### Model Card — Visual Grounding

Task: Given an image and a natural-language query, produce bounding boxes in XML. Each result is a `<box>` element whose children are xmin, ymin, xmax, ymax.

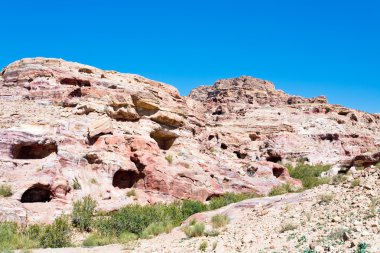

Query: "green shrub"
<box><xmin>39</xmin><ymin>216</ymin><xmax>72</xmax><ymax>248</ymax></box>
<box><xmin>279</xmin><ymin>223</ymin><xmax>298</xmax><ymax>233</ymax></box>
<box><xmin>140</xmin><ymin>222</ymin><xmax>173</xmax><ymax>239</ymax></box>
<box><xmin>318</xmin><ymin>194</ymin><xmax>335</xmax><ymax>205</ymax></box>
<box><xmin>199</xmin><ymin>241</ymin><xmax>207</xmax><ymax>251</ymax></box>
<box><xmin>82</xmin><ymin>232</ymin><xmax>137</xmax><ymax>247</ymax></box>
<box><xmin>208</xmin><ymin>193</ymin><xmax>259</xmax><ymax>210</ymax></box>
<box><xmin>287</xmin><ymin>163</ymin><xmax>331</xmax><ymax>189</ymax></box>
<box><xmin>211</xmin><ymin>214</ymin><xmax>229</xmax><ymax>228</ymax></box>
<box><xmin>351</xmin><ymin>179</ymin><xmax>361</xmax><ymax>188</ymax></box>
<box><xmin>269</xmin><ymin>183</ymin><xmax>298</xmax><ymax>196</ymax></box>
<box><xmin>355</xmin><ymin>242</ymin><xmax>368</xmax><ymax>253</ymax></box>
<box><xmin>183</xmin><ymin>222</ymin><xmax>205</xmax><ymax>237</ymax></box>
<box><xmin>181</xmin><ymin>200</ymin><xmax>208</xmax><ymax>218</ymax></box>
<box><xmin>0</xmin><ymin>185</ymin><xmax>12</xmax><ymax>197</ymax></box>
<box><xmin>96</xmin><ymin>203</ymin><xmax>183</xmax><ymax>236</ymax></box>
<box><xmin>72</xmin><ymin>196</ymin><xmax>97</xmax><ymax>232</ymax></box>
<box><xmin>72</xmin><ymin>177</ymin><xmax>81</xmax><ymax>190</ymax></box>
<box><xmin>205</xmin><ymin>229</ymin><xmax>220</xmax><ymax>237</ymax></box>
<box><xmin>330</xmin><ymin>174</ymin><xmax>347</xmax><ymax>185</ymax></box>
<box><xmin>368</xmin><ymin>197</ymin><xmax>380</xmax><ymax>218</ymax></box>
<box><xmin>0</xmin><ymin>222</ymin><xmax>38</xmax><ymax>250</ymax></box>
<box><xmin>165</xmin><ymin>155</ymin><xmax>173</xmax><ymax>164</ymax></box>
<box><xmin>126</xmin><ymin>189</ymin><xmax>136</xmax><ymax>197</ymax></box>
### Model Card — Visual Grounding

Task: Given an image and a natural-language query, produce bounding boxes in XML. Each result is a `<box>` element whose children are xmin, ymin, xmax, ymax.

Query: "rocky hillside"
<box><xmin>131</xmin><ymin>166</ymin><xmax>380</xmax><ymax>253</ymax></box>
<box><xmin>0</xmin><ymin>58</ymin><xmax>379</xmax><ymax>224</ymax></box>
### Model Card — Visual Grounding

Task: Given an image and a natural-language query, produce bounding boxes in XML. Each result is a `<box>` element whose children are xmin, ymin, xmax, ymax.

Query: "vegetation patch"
<box><xmin>208</xmin><ymin>192</ymin><xmax>261</xmax><ymax>210</ymax></box>
<box><xmin>279</xmin><ymin>223</ymin><xmax>298</xmax><ymax>233</ymax></box>
<box><xmin>0</xmin><ymin>184</ymin><xmax>12</xmax><ymax>197</ymax></box>
<box><xmin>286</xmin><ymin>163</ymin><xmax>331</xmax><ymax>189</ymax></box>
<box><xmin>211</xmin><ymin>214</ymin><xmax>229</xmax><ymax>228</ymax></box>
<box><xmin>72</xmin><ymin>196</ymin><xmax>97</xmax><ymax>232</ymax></box>
<box><xmin>183</xmin><ymin>221</ymin><xmax>205</xmax><ymax>237</ymax></box>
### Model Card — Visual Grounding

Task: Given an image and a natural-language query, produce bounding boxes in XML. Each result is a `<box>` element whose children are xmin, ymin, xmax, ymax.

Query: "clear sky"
<box><xmin>1</xmin><ymin>0</ymin><xmax>379</xmax><ymax>113</ymax></box>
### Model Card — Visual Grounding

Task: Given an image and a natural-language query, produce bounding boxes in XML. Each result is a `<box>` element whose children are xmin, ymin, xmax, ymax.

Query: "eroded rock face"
<box><xmin>0</xmin><ymin>58</ymin><xmax>379</xmax><ymax>224</ymax></box>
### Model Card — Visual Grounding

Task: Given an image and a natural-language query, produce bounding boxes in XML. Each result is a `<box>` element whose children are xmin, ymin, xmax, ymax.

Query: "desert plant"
<box><xmin>351</xmin><ymin>178</ymin><xmax>361</xmax><ymax>188</ymax></box>
<box><xmin>211</xmin><ymin>214</ymin><xmax>229</xmax><ymax>228</ymax></box>
<box><xmin>212</xmin><ymin>241</ymin><xmax>218</xmax><ymax>250</ymax></box>
<box><xmin>181</xmin><ymin>200</ymin><xmax>208</xmax><ymax>218</ymax></box>
<box><xmin>82</xmin><ymin>231</ymin><xmax>137</xmax><ymax>247</ymax></box>
<box><xmin>368</xmin><ymin>197</ymin><xmax>380</xmax><ymax>218</ymax></box>
<box><xmin>318</xmin><ymin>194</ymin><xmax>334</xmax><ymax>205</ymax></box>
<box><xmin>72</xmin><ymin>196</ymin><xmax>97</xmax><ymax>232</ymax></box>
<box><xmin>90</xmin><ymin>178</ymin><xmax>98</xmax><ymax>184</ymax></box>
<box><xmin>199</xmin><ymin>241</ymin><xmax>207</xmax><ymax>251</ymax></box>
<box><xmin>183</xmin><ymin>222</ymin><xmax>205</xmax><ymax>237</ymax></box>
<box><xmin>165</xmin><ymin>154</ymin><xmax>173</xmax><ymax>164</ymax></box>
<box><xmin>126</xmin><ymin>189</ymin><xmax>136</xmax><ymax>197</ymax></box>
<box><xmin>140</xmin><ymin>222</ymin><xmax>173</xmax><ymax>239</ymax></box>
<box><xmin>330</xmin><ymin>174</ymin><xmax>347</xmax><ymax>185</ymax></box>
<box><xmin>287</xmin><ymin>163</ymin><xmax>331</xmax><ymax>189</ymax></box>
<box><xmin>279</xmin><ymin>223</ymin><xmax>298</xmax><ymax>233</ymax></box>
<box><xmin>0</xmin><ymin>222</ymin><xmax>38</xmax><ymax>251</ymax></box>
<box><xmin>208</xmin><ymin>192</ymin><xmax>260</xmax><ymax>210</ymax></box>
<box><xmin>269</xmin><ymin>183</ymin><xmax>298</xmax><ymax>196</ymax></box>
<box><xmin>355</xmin><ymin>242</ymin><xmax>368</xmax><ymax>253</ymax></box>
<box><xmin>0</xmin><ymin>184</ymin><xmax>12</xmax><ymax>197</ymax></box>
<box><xmin>205</xmin><ymin>229</ymin><xmax>220</xmax><ymax>237</ymax></box>
<box><xmin>96</xmin><ymin>203</ymin><xmax>183</xmax><ymax>236</ymax></box>
<box><xmin>72</xmin><ymin>177</ymin><xmax>81</xmax><ymax>190</ymax></box>
<box><xmin>39</xmin><ymin>216</ymin><xmax>72</xmax><ymax>248</ymax></box>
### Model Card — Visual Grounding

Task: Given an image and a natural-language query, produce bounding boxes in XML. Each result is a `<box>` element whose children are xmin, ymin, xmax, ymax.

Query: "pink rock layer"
<box><xmin>0</xmin><ymin>58</ymin><xmax>378</xmax><ymax>224</ymax></box>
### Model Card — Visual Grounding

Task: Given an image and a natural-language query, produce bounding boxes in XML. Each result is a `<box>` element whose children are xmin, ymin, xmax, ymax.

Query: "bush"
<box><xmin>199</xmin><ymin>241</ymin><xmax>208</xmax><ymax>251</ymax></box>
<box><xmin>140</xmin><ymin>222</ymin><xmax>173</xmax><ymax>239</ymax></box>
<box><xmin>183</xmin><ymin>222</ymin><xmax>205</xmax><ymax>237</ymax></box>
<box><xmin>96</xmin><ymin>203</ymin><xmax>183</xmax><ymax>236</ymax></box>
<box><xmin>287</xmin><ymin>163</ymin><xmax>331</xmax><ymax>189</ymax></box>
<box><xmin>0</xmin><ymin>185</ymin><xmax>12</xmax><ymax>197</ymax></box>
<box><xmin>269</xmin><ymin>183</ymin><xmax>298</xmax><ymax>196</ymax></box>
<box><xmin>279</xmin><ymin>223</ymin><xmax>298</xmax><ymax>233</ymax></box>
<box><xmin>211</xmin><ymin>214</ymin><xmax>229</xmax><ymax>228</ymax></box>
<box><xmin>318</xmin><ymin>194</ymin><xmax>335</xmax><ymax>205</ymax></box>
<box><xmin>82</xmin><ymin>231</ymin><xmax>137</xmax><ymax>247</ymax></box>
<box><xmin>0</xmin><ymin>222</ymin><xmax>38</xmax><ymax>250</ymax></box>
<box><xmin>205</xmin><ymin>229</ymin><xmax>220</xmax><ymax>237</ymax></box>
<box><xmin>351</xmin><ymin>179</ymin><xmax>361</xmax><ymax>188</ymax></box>
<box><xmin>126</xmin><ymin>189</ymin><xmax>136</xmax><ymax>197</ymax></box>
<box><xmin>208</xmin><ymin>193</ymin><xmax>260</xmax><ymax>210</ymax></box>
<box><xmin>72</xmin><ymin>177</ymin><xmax>81</xmax><ymax>190</ymax></box>
<box><xmin>165</xmin><ymin>155</ymin><xmax>173</xmax><ymax>164</ymax></box>
<box><xmin>72</xmin><ymin>196</ymin><xmax>97</xmax><ymax>232</ymax></box>
<box><xmin>181</xmin><ymin>200</ymin><xmax>208</xmax><ymax>218</ymax></box>
<box><xmin>39</xmin><ymin>216</ymin><xmax>72</xmax><ymax>248</ymax></box>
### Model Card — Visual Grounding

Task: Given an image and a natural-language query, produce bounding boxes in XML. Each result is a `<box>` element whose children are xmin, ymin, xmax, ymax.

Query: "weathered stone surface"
<box><xmin>88</xmin><ymin>117</ymin><xmax>113</xmax><ymax>138</ymax></box>
<box><xmin>0</xmin><ymin>57</ymin><xmax>379</xmax><ymax>224</ymax></box>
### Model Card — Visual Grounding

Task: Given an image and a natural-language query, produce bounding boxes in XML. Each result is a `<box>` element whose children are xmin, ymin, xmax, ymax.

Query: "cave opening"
<box><xmin>12</xmin><ymin>142</ymin><xmax>58</xmax><ymax>159</ymax></box>
<box><xmin>21</xmin><ymin>185</ymin><xmax>52</xmax><ymax>203</ymax></box>
<box><xmin>112</xmin><ymin>170</ymin><xmax>143</xmax><ymax>189</ymax></box>
<box><xmin>150</xmin><ymin>130</ymin><xmax>178</xmax><ymax>150</ymax></box>
<box><xmin>60</xmin><ymin>78</ymin><xmax>91</xmax><ymax>87</ymax></box>
<box><xmin>272</xmin><ymin>167</ymin><xmax>285</xmax><ymax>178</ymax></box>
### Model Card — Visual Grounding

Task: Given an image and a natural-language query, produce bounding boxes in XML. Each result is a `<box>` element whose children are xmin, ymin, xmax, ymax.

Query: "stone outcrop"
<box><xmin>0</xmin><ymin>58</ymin><xmax>379</xmax><ymax>224</ymax></box>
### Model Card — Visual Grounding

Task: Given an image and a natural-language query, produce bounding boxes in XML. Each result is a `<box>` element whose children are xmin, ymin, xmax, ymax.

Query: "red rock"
<box><xmin>0</xmin><ymin>58</ymin><xmax>379</xmax><ymax>224</ymax></box>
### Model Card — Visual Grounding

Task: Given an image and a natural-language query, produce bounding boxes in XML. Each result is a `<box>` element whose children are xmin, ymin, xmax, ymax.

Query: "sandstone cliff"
<box><xmin>0</xmin><ymin>58</ymin><xmax>379</xmax><ymax>224</ymax></box>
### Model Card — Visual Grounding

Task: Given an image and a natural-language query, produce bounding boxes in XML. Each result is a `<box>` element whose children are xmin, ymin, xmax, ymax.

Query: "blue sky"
<box><xmin>1</xmin><ymin>0</ymin><xmax>379</xmax><ymax>113</ymax></box>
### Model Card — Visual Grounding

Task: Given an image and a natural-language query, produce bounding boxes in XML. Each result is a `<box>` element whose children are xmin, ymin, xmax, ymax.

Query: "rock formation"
<box><xmin>0</xmin><ymin>58</ymin><xmax>379</xmax><ymax>224</ymax></box>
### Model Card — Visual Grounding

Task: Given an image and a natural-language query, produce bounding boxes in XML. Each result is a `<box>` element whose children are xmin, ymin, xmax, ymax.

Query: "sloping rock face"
<box><xmin>0</xmin><ymin>58</ymin><xmax>378</xmax><ymax>224</ymax></box>
<box><xmin>190</xmin><ymin>76</ymin><xmax>380</xmax><ymax>165</ymax></box>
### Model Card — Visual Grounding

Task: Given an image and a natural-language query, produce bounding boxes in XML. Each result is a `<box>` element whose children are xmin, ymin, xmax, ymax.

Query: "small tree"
<box><xmin>72</xmin><ymin>196</ymin><xmax>97</xmax><ymax>232</ymax></box>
